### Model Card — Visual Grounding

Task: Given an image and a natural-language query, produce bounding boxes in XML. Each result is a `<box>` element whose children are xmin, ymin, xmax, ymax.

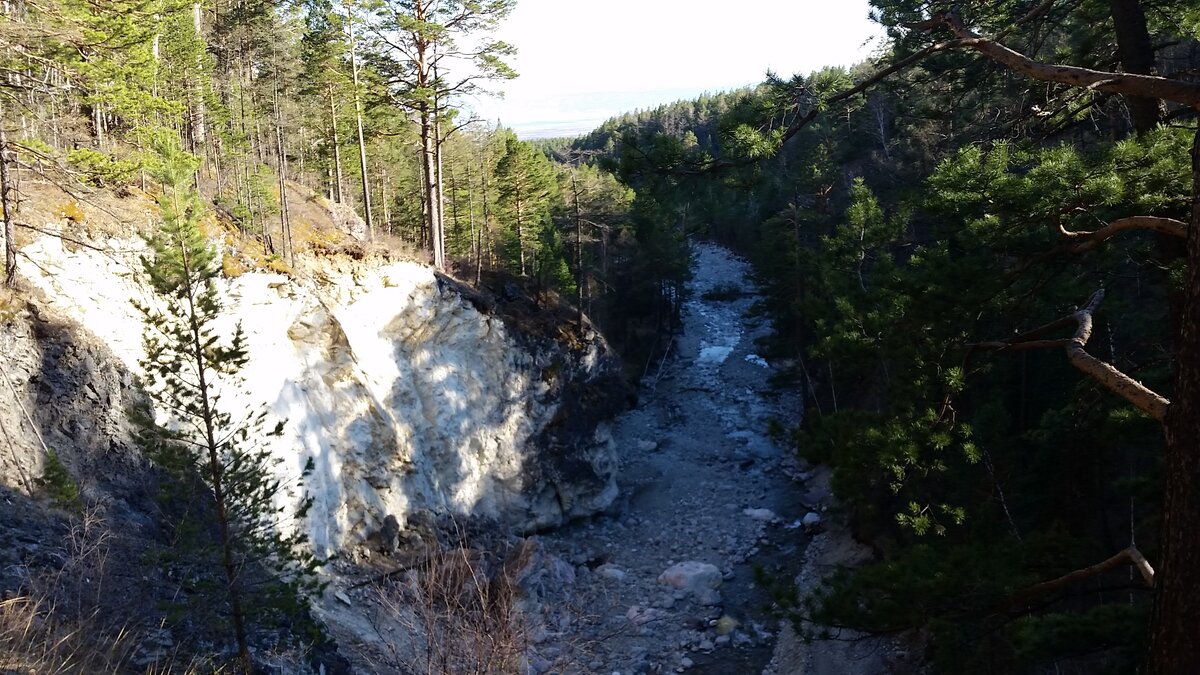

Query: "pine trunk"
<box><xmin>481</xmin><ymin>155</ymin><xmax>492</xmax><ymax>276</ymax></box>
<box><xmin>572</xmin><ymin>173</ymin><xmax>584</xmax><ymax>329</ymax></box>
<box><xmin>433</xmin><ymin>110</ymin><xmax>445</xmax><ymax>266</ymax></box>
<box><xmin>327</xmin><ymin>84</ymin><xmax>344</xmax><ymax>204</ymax></box>
<box><xmin>190</xmin><ymin>3</ymin><xmax>207</xmax><ymax>151</ymax></box>
<box><xmin>448</xmin><ymin>166</ymin><xmax>459</xmax><ymax>249</ymax></box>
<box><xmin>1</xmin><ymin>125</ymin><xmax>14</xmax><ymax>287</ymax></box>
<box><xmin>467</xmin><ymin>161</ymin><xmax>479</xmax><ymax>283</ymax></box>
<box><xmin>1146</xmin><ymin>127</ymin><xmax>1200</xmax><ymax>675</ymax></box>
<box><xmin>1108</xmin><ymin>0</ymin><xmax>1163</xmax><ymax>134</ymax></box>
<box><xmin>271</xmin><ymin>65</ymin><xmax>292</xmax><ymax>265</ymax></box>
<box><xmin>347</xmin><ymin>1</ymin><xmax>372</xmax><ymax>239</ymax></box>
<box><xmin>381</xmin><ymin>170</ymin><xmax>391</xmax><ymax>235</ymax></box>
<box><xmin>92</xmin><ymin>105</ymin><xmax>105</xmax><ymax>148</ymax></box>
<box><xmin>421</xmin><ymin>105</ymin><xmax>443</xmax><ymax>269</ymax></box>
<box><xmin>515</xmin><ymin>182</ymin><xmax>525</xmax><ymax>276</ymax></box>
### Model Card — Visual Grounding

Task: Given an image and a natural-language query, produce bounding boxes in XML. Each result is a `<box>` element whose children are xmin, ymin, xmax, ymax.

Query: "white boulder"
<box><xmin>657</xmin><ymin>561</ymin><xmax>722</xmax><ymax>605</ymax></box>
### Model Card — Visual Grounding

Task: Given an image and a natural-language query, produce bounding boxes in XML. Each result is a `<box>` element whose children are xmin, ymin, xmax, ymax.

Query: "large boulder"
<box><xmin>657</xmin><ymin>561</ymin><xmax>723</xmax><ymax>605</ymax></box>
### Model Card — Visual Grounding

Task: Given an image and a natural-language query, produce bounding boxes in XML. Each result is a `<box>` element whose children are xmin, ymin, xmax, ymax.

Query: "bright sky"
<box><xmin>467</xmin><ymin>0</ymin><xmax>885</xmax><ymax>138</ymax></box>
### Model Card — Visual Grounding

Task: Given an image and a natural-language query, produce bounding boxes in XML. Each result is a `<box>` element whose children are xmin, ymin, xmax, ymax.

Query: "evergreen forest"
<box><xmin>558</xmin><ymin>2</ymin><xmax>1200</xmax><ymax>672</ymax></box>
<box><xmin>3</xmin><ymin>0</ymin><xmax>1200</xmax><ymax>673</ymax></box>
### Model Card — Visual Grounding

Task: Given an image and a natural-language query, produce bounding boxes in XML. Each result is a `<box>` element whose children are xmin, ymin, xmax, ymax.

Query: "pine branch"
<box><xmin>1005</xmin><ymin>546</ymin><xmax>1155</xmax><ymax>610</ymax></box>
<box><xmin>971</xmin><ymin>289</ymin><xmax>1169</xmax><ymax>421</ymax></box>
<box><xmin>911</xmin><ymin>9</ymin><xmax>1200</xmax><ymax>106</ymax></box>
<box><xmin>1058</xmin><ymin>216</ymin><xmax>1187</xmax><ymax>253</ymax></box>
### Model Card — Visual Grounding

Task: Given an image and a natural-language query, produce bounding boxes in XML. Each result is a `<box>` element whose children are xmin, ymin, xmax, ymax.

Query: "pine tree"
<box><xmin>495</xmin><ymin>134</ymin><xmax>558</xmax><ymax>276</ymax></box>
<box><xmin>133</xmin><ymin>141</ymin><xmax>322</xmax><ymax>673</ymax></box>
<box><xmin>365</xmin><ymin>0</ymin><xmax>517</xmax><ymax>269</ymax></box>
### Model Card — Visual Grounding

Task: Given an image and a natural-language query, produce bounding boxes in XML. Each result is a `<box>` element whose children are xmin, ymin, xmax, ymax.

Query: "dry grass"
<box><xmin>53</xmin><ymin>201</ymin><xmax>86</xmax><ymax>225</ymax></box>
<box><xmin>368</xmin><ymin>541</ymin><xmax>530</xmax><ymax>675</ymax></box>
<box><xmin>15</xmin><ymin>178</ymin><xmax>155</xmax><ymax>243</ymax></box>
<box><xmin>207</xmin><ymin>179</ymin><xmax>428</xmax><ymax>279</ymax></box>
<box><xmin>0</xmin><ymin>508</ymin><xmax>209</xmax><ymax>675</ymax></box>
<box><xmin>0</xmin><ymin>286</ymin><xmax>20</xmax><ymax>322</ymax></box>
<box><xmin>11</xmin><ymin>163</ymin><xmax>426</xmax><ymax>286</ymax></box>
<box><xmin>0</xmin><ymin>594</ymin><xmax>143</xmax><ymax>674</ymax></box>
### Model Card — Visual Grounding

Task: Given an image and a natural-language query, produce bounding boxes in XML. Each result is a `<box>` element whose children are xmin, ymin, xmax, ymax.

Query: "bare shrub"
<box><xmin>369</xmin><ymin>542</ymin><xmax>529</xmax><ymax>675</ymax></box>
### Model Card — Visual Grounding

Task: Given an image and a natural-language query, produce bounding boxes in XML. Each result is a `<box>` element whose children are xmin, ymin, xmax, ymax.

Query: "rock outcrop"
<box><xmin>3</xmin><ymin>233</ymin><xmax>626</xmax><ymax>556</ymax></box>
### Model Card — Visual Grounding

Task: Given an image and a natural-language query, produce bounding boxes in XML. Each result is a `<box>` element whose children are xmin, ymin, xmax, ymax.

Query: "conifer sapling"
<box><xmin>132</xmin><ymin>141</ymin><xmax>323</xmax><ymax>672</ymax></box>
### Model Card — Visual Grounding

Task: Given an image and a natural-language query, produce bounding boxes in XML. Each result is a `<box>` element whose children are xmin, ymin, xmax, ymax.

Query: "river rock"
<box><xmin>742</xmin><ymin>507</ymin><xmax>776</xmax><ymax>522</ymax></box>
<box><xmin>802</xmin><ymin>511</ymin><xmax>823</xmax><ymax>532</ymax></box>
<box><xmin>596</xmin><ymin>563</ymin><xmax>627</xmax><ymax>582</ymax></box>
<box><xmin>657</xmin><ymin>561</ymin><xmax>722</xmax><ymax>605</ymax></box>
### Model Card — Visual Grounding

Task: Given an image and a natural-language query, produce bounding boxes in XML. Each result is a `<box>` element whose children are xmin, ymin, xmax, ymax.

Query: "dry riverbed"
<box><xmin>525</xmin><ymin>243</ymin><xmax>824</xmax><ymax>674</ymax></box>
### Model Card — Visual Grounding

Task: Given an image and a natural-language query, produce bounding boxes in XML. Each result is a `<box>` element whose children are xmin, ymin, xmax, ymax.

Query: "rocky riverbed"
<box><xmin>518</xmin><ymin>242</ymin><xmax>826</xmax><ymax>674</ymax></box>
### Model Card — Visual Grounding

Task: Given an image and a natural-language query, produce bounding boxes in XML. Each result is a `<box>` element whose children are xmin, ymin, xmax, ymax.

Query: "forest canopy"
<box><xmin>563</xmin><ymin>1</ymin><xmax>1200</xmax><ymax>672</ymax></box>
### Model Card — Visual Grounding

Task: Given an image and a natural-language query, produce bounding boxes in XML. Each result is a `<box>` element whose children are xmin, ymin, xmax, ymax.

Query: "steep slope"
<box><xmin>1</xmin><ymin>186</ymin><xmax>626</xmax><ymax>561</ymax></box>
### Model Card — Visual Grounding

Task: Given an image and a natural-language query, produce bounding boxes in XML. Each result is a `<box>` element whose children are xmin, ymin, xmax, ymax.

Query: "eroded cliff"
<box><xmin>1</xmin><ymin>230</ymin><xmax>626</xmax><ymax>558</ymax></box>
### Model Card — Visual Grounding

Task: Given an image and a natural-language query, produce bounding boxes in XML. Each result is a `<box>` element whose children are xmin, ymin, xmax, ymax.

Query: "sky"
<box><xmin>466</xmin><ymin>0</ymin><xmax>886</xmax><ymax>139</ymax></box>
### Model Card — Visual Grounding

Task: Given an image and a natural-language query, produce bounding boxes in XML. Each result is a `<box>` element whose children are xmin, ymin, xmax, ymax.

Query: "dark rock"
<box><xmin>378</xmin><ymin>514</ymin><xmax>400</xmax><ymax>554</ymax></box>
<box><xmin>308</xmin><ymin>640</ymin><xmax>353</xmax><ymax>675</ymax></box>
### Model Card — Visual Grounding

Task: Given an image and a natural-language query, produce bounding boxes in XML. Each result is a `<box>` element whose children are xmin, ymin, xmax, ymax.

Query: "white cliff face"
<box><xmin>14</xmin><ymin>236</ymin><xmax>620</xmax><ymax>555</ymax></box>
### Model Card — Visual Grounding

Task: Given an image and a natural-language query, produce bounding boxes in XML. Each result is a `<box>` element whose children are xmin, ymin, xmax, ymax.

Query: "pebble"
<box><xmin>596</xmin><ymin>563</ymin><xmax>627</xmax><ymax>582</ymax></box>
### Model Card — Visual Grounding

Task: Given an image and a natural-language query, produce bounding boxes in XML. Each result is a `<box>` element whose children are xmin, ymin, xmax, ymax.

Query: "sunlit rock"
<box><xmin>13</xmin><ymin>236</ymin><xmax>626</xmax><ymax>556</ymax></box>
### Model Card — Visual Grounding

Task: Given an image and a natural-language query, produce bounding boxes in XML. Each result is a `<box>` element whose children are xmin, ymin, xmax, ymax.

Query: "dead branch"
<box><xmin>914</xmin><ymin>9</ymin><xmax>1200</xmax><ymax>107</ymax></box>
<box><xmin>1059</xmin><ymin>216</ymin><xmax>1187</xmax><ymax>253</ymax></box>
<box><xmin>1006</xmin><ymin>546</ymin><xmax>1155</xmax><ymax>610</ymax></box>
<box><xmin>972</xmin><ymin>289</ymin><xmax>1169</xmax><ymax>421</ymax></box>
<box><xmin>970</xmin><ymin>338</ymin><xmax>1072</xmax><ymax>351</ymax></box>
<box><xmin>1066</xmin><ymin>290</ymin><xmax>1169</xmax><ymax>421</ymax></box>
